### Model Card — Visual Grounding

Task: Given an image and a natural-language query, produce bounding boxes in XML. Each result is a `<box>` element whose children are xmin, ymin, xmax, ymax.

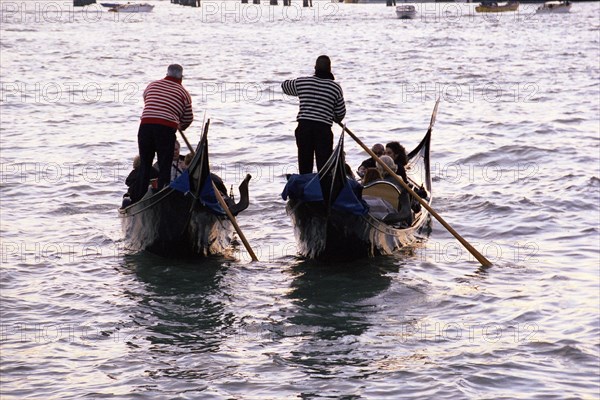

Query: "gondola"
<box><xmin>119</xmin><ymin>121</ymin><xmax>251</xmax><ymax>257</ymax></box>
<box><xmin>282</xmin><ymin>106</ymin><xmax>435</xmax><ymax>261</ymax></box>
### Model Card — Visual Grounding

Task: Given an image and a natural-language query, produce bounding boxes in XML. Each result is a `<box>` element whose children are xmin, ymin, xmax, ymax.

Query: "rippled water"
<box><xmin>1</xmin><ymin>1</ymin><xmax>599</xmax><ymax>398</ymax></box>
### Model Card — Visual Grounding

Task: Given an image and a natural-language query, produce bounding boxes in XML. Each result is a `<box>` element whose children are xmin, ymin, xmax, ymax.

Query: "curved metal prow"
<box><xmin>229</xmin><ymin>174</ymin><xmax>252</xmax><ymax>215</ymax></box>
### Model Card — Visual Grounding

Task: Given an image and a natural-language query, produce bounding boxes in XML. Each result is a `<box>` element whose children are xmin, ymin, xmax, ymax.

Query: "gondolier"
<box><xmin>132</xmin><ymin>64</ymin><xmax>194</xmax><ymax>203</ymax></box>
<box><xmin>281</xmin><ymin>55</ymin><xmax>346</xmax><ymax>174</ymax></box>
<box><xmin>120</xmin><ymin>121</ymin><xmax>253</xmax><ymax>258</ymax></box>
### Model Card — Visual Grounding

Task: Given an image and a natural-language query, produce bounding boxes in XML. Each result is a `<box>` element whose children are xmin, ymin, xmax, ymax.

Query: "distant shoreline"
<box><xmin>335</xmin><ymin>0</ymin><xmax>591</xmax><ymax>3</ymax></box>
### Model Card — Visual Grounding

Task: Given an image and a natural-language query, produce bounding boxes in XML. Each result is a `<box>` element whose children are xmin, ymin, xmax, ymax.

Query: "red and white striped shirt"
<box><xmin>140</xmin><ymin>76</ymin><xmax>194</xmax><ymax>130</ymax></box>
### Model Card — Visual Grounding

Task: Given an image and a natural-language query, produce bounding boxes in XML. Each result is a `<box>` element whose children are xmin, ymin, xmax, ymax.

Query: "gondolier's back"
<box><xmin>141</xmin><ymin>79</ymin><xmax>193</xmax><ymax>130</ymax></box>
<box><xmin>281</xmin><ymin>76</ymin><xmax>345</xmax><ymax>126</ymax></box>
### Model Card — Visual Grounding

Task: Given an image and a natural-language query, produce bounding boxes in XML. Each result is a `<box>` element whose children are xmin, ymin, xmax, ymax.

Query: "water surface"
<box><xmin>1</xmin><ymin>1</ymin><xmax>599</xmax><ymax>398</ymax></box>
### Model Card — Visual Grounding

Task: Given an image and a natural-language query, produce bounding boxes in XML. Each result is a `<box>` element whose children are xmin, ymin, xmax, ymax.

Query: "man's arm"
<box><xmin>333</xmin><ymin>90</ymin><xmax>346</xmax><ymax>123</ymax></box>
<box><xmin>281</xmin><ymin>79</ymin><xmax>298</xmax><ymax>97</ymax></box>
<box><xmin>179</xmin><ymin>93</ymin><xmax>193</xmax><ymax>131</ymax></box>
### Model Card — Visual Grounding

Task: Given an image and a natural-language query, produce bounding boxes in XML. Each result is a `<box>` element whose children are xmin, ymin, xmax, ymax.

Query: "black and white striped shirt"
<box><xmin>281</xmin><ymin>76</ymin><xmax>346</xmax><ymax>126</ymax></box>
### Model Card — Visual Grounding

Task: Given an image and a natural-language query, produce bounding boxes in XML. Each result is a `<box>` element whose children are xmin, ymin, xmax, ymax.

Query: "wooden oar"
<box><xmin>178</xmin><ymin>127</ymin><xmax>259</xmax><ymax>262</ymax></box>
<box><xmin>212</xmin><ymin>181</ymin><xmax>258</xmax><ymax>261</ymax></box>
<box><xmin>178</xmin><ymin>128</ymin><xmax>194</xmax><ymax>155</ymax></box>
<box><xmin>339</xmin><ymin>123</ymin><xmax>492</xmax><ymax>268</ymax></box>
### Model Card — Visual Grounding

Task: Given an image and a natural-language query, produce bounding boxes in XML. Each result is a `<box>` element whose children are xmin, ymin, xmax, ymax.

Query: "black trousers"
<box><xmin>295</xmin><ymin>120</ymin><xmax>333</xmax><ymax>174</ymax></box>
<box><xmin>133</xmin><ymin>123</ymin><xmax>176</xmax><ymax>202</ymax></box>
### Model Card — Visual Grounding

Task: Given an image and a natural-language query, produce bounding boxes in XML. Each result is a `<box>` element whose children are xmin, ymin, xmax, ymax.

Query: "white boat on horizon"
<box><xmin>108</xmin><ymin>2</ymin><xmax>154</xmax><ymax>12</ymax></box>
<box><xmin>536</xmin><ymin>1</ymin><xmax>571</xmax><ymax>13</ymax></box>
<box><xmin>396</xmin><ymin>5</ymin><xmax>417</xmax><ymax>19</ymax></box>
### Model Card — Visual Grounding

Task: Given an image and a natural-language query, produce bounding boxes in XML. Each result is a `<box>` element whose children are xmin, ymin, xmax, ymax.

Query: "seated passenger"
<box><xmin>357</xmin><ymin>143</ymin><xmax>384</xmax><ymax>178</ymax></box>
<box><xmin>361</xmin><ymin>167</ymin><xmax>382</xmax><ymax>186</ymax></box>
<box><xmin>375</xmin><ymin>155</ymin><xmax>413</xmax><ymax>225</ymax></box>
<box><xmin>376</xmin><ymin>155</ymin><xmax>403</xmax><ymax>190</ymax></box>
<box><xmin>385</xmin><ymin>141</ymin><xmax>408</xmax><ymax>183</ymax></box>
<box><xmin>182</xmin><ymin>153</ymin><xmax>194</xmax><ymax>170</ymax></box>
<box><xmin>122</xmin><ymin>155</ymin><xmax>158</xmax><ymax>207</ymax></box>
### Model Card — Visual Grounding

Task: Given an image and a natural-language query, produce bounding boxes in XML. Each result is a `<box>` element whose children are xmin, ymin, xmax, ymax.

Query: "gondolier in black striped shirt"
<box><xmin>281</xmin><ymin>55</ymin><xmax>346</xmax><ymax>174</ymax></box>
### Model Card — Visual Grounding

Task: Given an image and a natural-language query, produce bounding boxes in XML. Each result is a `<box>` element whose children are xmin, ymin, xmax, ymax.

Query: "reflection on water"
<box><xmin>122</xmin><ymin>254</ymin><xmax>235</xmax><ymax>352</ymax></box>
<box><xmin>286</xmin><ymin>258</ymin><xmax>398</xmax><ymax>340</ymax></box>
<box><xmin>283</xmin><ymin>257</ymin><xmax>413</xmax><ymax>383</ymax></box>
<box><xmin>118</xmin><ymin>254</ymin><xmax>239</xmax><ymax>391</ymax></box>
<box><xmin>1</xmin><ymin>2</ymin><xmax>598</xmax><ymax>397</ymax></box>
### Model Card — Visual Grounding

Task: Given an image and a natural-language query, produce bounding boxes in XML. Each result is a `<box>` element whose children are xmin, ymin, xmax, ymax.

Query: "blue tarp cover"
<box><xmin>199</xmin><ymin>175</ymin><xmax>226</xmax><ymax>215</ymax></box>
<box><xmin>169</xmin><ymin>170</ymin><xmax>191</xmax><ymax>193</ymax></box>
<box><xmin>281</xmin><ymin>173</ymin><xmax>323</xmax><ymax>202</ymax></box>
<box><xmin>170</xmin><ymin>171</ymin><xmax>226</xmax><ymax>215</ymax></box>
<box><xmin>282</xmin><ymin>173</ymin><xmax>368</xmax><ymax>216</ymax></box>
<box><xmin>333</xmin><ymin>179</ymin><xmax>368</xmax><ymax>215</ymax></box>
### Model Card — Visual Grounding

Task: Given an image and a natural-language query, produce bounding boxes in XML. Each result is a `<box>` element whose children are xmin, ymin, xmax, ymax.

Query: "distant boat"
<box><xmin>108</xmin><ymin>3</ymin><xmax>154</xmax><ymax>12</ymax></box>
<box><xmin>475</xmin><ymin>1</ymin><xmax>519</xmax><ymax>12</ymax></box>
<box><xmin>536</xmin><ymin>1</ymin><xmax>571</xmax><ymax>13</ymax></box>
<box><xmin>100</xmin><ymin>2</ymin><xmax>121</xmax><ymax>7</ymax></box>
<box><xmin>396</xmin><ymin>5</ymin><xmax>417</xmax><ymax>19</ymax></box>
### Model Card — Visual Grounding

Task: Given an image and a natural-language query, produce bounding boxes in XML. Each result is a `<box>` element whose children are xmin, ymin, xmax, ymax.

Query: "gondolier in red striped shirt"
<box><xmin>132</xmin><ymin>64</ymin><xmax>194</xmax><ymax>203</ymax></box>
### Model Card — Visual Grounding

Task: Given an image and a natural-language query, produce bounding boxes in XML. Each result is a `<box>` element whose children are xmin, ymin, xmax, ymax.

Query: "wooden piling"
<box><xmin>73</xmin><ymin>0</ymin><xmax>95</xmax><ymax>6</ymax></box>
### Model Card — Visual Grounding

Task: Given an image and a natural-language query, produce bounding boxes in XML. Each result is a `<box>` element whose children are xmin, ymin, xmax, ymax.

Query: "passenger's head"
<box><xmin>371</xmin><ymin>143</ymin><xmax>384</xmax><ymax>157</ymax></box>
<box><xmin>385</xmin><ymin>141</ymin><xmax>408</xmax><ymax>166</ymax></box>
<box><xmin>362</xmin><ymin>167</ymin><xmax>382</xmax><ymax>186</ymax></box>
<box><xmin>133</xmin><ymin>155</ymin><xmax>140</xmax><ymax>169</ymax></box>
<box><xmin>173</xmin><ymin>140</ymin><xmax>181</xmax><ymax>161</ymax></box>
<box><xmin>183</xmin><ymin>153</ymin><xmax>193</xmax><ymax>168</ymax></box>
<box><xmin>376</xmin><ymin>155</ymin><xmax>397</xmax><ymax>177</ymax></box>
<box><xmin>166</xmin><ymin>64</ymin><xmax>183</xmax><ymax>79</ymax></box>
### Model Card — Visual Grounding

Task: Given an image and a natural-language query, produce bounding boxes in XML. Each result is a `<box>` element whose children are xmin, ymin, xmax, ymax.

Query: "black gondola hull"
<box><xmin>287</xmin><ymin>200</ymin><xmax>430</xmax><ymax>261</ymax></box>
<box><xmin>120</xmin><ymin>189</ymin><xmax>233</xmax><ymax>258</ymax></box>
